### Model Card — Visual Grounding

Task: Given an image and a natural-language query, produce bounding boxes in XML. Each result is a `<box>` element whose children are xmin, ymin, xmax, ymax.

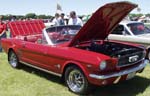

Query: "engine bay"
<box><xmin>77</xmin><ymin>40</ymin><xmax>144</xmax><ymax>58</ymax></box>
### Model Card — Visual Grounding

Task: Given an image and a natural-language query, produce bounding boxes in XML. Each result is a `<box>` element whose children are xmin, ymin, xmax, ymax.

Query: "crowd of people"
<box><xmin>52</xmin><ymin>11</ymin><xmax>83</xmax><ymax>26</ymax></box>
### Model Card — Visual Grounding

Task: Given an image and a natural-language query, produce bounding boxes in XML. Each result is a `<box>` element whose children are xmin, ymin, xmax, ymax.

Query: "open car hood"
<box><xmin>69</xmin><ymin>1</ymin><xmax>137</xmax><ymax>46</ymax></box>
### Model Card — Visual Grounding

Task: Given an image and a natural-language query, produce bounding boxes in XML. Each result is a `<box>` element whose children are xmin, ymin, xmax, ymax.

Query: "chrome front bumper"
<box><xmin>89</xmin><ymin>60</ymin><xmax>147</xmax><ymax>80</ymax></box>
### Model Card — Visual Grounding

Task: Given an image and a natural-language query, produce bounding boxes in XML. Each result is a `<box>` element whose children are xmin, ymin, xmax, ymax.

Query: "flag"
<box><xmin>57</xmin><ymin>3</ymin><xmax>62</xmax><ymax>11</ymax></box>
<box><xmin>137</xmin><ymin>7</ymin><xmax>141</xmax><ymax>12</ymax></box>
<box><xmin>56</xmin><ymin>3</ymin><xmax>62</xmax><ymax>14</ymax></box>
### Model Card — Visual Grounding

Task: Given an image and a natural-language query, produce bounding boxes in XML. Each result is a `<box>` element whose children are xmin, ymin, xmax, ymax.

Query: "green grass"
<box><xmin>0</xmin><ymin>53</ymin><xmax>76</xmax><ymax>96</ymax></box>
<box><xmin>0</xmin><ymin>53</ymin><xmax>150</xmax><ymax>96</ymax></box>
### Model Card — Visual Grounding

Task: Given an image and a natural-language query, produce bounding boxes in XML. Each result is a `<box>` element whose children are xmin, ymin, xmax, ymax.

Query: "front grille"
<box><xmin>118</xmin><ymin>51</ymin><xmax>144</xmax><ymax>67</ymax></box>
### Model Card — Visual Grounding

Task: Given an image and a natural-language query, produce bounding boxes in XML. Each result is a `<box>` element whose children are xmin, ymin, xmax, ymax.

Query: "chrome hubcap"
<box><xmin>9</xmin><ymin>52</ymin><xmax>17</xmax><ymax>67</ymax></box>
<box><xmin>67</xmin><ymin>70</ymin><xmax>85</xmax><ymax>92</ymax></box>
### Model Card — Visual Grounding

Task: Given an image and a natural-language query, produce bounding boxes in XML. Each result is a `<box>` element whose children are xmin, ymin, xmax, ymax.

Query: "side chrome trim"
<box><xmin>89</xmin><ymin>60</ymin><xmax>147</xmax><ymax>80</ymax></box>
<box><xmin>20</xmin><ymin>61</ymin><xmax>62</xmax><ymax>77</ymax></box>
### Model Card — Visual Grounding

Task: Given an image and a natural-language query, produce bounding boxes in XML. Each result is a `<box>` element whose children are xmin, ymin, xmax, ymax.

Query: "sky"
<box><xmin>0</xmin><ymin>0</ymin><xmax>149</xmax><ymax>16</ymax></box>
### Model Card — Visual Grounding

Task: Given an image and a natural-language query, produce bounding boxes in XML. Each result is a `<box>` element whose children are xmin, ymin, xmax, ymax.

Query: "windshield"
<box><xmin>127</xmin><ymin>23</ymin><xmax>150</xmax><ymax>35</ymax></box>
<box><xmin>45</xmin><ymin>25</ymin><xmax>81</xmax><ymax>44</ymax></box>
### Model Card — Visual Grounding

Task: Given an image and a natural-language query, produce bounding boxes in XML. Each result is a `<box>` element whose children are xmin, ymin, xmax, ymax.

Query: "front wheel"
<box><xmin>8</xmin><ymin>50</ymin><xmax>21</xmax><ymax>68</ymax></box>
<box><xmin>64</xmin><ymin>66</ymin><xmax>91</xmax><ymax>95</ymax></box>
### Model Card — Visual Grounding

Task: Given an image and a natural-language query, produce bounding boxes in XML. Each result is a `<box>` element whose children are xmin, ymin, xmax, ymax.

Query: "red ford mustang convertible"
<box><xmin>1</xmin><ymin>1</ymin><xmax>147</xmax><ymax>95</ymax></box>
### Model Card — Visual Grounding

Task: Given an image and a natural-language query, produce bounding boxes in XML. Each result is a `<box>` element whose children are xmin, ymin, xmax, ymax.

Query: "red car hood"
<box><xmin>69</xmin><ymin>1</ymin><xmax>137</xmax><ymax>46</ymax></box>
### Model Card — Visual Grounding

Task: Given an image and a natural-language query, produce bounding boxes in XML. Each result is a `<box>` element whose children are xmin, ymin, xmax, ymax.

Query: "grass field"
<box><xmin>0</xmin><ymin>52</ymin><xmax>150</xmax><ymax>96</ymax></box>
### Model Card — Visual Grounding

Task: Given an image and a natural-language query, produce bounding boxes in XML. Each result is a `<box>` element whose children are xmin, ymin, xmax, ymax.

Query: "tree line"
<box><xmin>1</xmin><ymin>13</ymin><xmax>150</xmax><ymax>21</ymax></box>
<box><xmin>1</xmin><ymin>13</ymin><xmax>53</xmax><ymax>20</ymax></box>
<box><xmin>129</xmin><ymin>13</ymin><xmax>150</xmax><ymax>18</ymax></box>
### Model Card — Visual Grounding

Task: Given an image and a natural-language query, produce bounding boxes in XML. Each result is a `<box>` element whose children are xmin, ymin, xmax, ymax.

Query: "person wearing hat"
<box><xmin>59</xmin><ymin>13</ymin><xmax>66</xmax><ymax>25</ymax></box>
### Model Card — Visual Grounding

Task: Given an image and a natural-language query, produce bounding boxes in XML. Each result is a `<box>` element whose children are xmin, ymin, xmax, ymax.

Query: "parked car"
<box><xmin>1</xmin><ymin>2</ymin><xmax>147</xmax><ymax>95</ymax></box>
<box><xmin>108</xmin><ymin>21</ymin><xmax>150</xmax><ymax>60</ymax></box>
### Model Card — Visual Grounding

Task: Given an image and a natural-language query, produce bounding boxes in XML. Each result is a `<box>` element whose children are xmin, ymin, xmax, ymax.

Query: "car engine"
<box><xmin>78</xmin><ymin>41</ymin><xmax>145</xmax><ymax>67</ymax></box>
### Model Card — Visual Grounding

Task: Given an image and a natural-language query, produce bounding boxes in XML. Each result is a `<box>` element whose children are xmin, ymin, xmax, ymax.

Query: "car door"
<box><xmin>20</xmin><ymin>41</ymin><xmax>65</xmax><ymax>73</ymax></box>
<box><xmin>20</xmin><ymin>41</ymin><xmax>54</xmax><ymax>70</ymax></box>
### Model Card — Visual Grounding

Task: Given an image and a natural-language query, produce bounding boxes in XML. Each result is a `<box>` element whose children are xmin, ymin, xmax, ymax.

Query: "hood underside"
<box><xmin>69</xmin><ymin>1</ymin><xmax>137</xmax><ymax>46</ymax></box>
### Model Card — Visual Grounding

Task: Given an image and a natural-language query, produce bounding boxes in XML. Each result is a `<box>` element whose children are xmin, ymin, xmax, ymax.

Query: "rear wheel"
<box><xmin>8</xmin><ymin>50</ymin><xmax>20</xmax><ymax>68</ymax></box>
<box><xmin>64</xmin><ymin>66</ymin><xmax>91</xmax><ymax>95</ymax></box>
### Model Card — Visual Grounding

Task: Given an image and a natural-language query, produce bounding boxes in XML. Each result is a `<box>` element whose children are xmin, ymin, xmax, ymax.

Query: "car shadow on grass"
<box><xmin>21</xmin><ymin>64</ymin><xmax>64</xmax><ymax>84</ymax></box>
<box><xmin>87</xmin><ymin>76</ymin><xmax>150</xmax><ymax>96</ymax></box>
<box><xmin>21</xmin><ymin>64</ymin><xmax>150</xmax><ymax>96</ymax></box>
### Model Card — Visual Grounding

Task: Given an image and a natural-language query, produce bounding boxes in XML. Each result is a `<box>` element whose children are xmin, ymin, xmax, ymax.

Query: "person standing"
<box><xmin>52</xmin><ymin>13</ymin><xmax>60</xmax><ymax>26</ymax></box>
<box><xmin>59</xmin><ymin>13</ymin><xmax>66</xmax><ymax>25</ymax></box>
<box><xmin>0</xmin><ymin>15</ymin><xmax>7</xmax><ymax>52</ymax></box>
<box><xmin>68</xmin><ymin>11</ymin><xmax>83</xmax><ymax>26</ymax></box>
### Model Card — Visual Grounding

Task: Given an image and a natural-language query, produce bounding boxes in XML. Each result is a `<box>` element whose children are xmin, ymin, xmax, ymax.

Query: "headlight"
<box><xmin>99</xmin><ymin>61</ymin><xmax>107</xmax><ymax>70</ymax></box>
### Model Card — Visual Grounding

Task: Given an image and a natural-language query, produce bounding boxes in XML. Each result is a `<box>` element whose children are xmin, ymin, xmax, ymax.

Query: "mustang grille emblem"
<box><xmin>129</xmin><ymin>55</ymin><xmax>139</xmax><ymax>63</ymax></box>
